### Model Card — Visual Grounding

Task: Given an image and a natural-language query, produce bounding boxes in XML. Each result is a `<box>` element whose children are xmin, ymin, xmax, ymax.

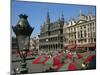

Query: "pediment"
<box><xmin>76</xmin><ymin>20</ymin><xmax>87</xmax><ymax>25</ymax></box>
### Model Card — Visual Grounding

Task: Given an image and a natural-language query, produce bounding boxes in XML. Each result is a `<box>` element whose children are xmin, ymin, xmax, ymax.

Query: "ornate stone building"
<box><xmin>12</xmin><ymin>36</ymin><xmax>39</xmax><ymax>54</ymax></box>
<box><xmin>63</xmin><ymin>11</ymin><xmax>96</xmax><ymax>51</ymax></box>
<box><xmin>30</xmin><ymin>37</ymin><xmax>39</xmax><ymax>51</ymax></box>
<box><xmin>39</xmin><ymin>12</ymin><xmax>64</xmax><ymax>52</ymax></box>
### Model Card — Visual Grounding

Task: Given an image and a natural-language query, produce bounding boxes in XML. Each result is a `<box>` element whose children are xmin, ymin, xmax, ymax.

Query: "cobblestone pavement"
<box><xmin>11</xmin><ymin>59</ymin><xmax>50</xmax><ymax>73</ymax></box>
<box><xmin>11</xmin><ymin>54</ymin><xmax>50</xmax><ymax>73</ymax></box>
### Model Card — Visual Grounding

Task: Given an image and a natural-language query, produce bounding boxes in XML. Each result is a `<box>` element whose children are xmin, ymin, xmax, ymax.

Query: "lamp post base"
<box><xmin>20</xmin><ymin>59</ymin><xmax>28</xmax><ymax>74</ymax></box>
<box><xmin>20</xmin><ymin>68</ymin><xmax>28</xmax><ymax>74</ymax></box>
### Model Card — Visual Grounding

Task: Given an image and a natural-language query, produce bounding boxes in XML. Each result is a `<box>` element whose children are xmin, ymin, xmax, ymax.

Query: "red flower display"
<box><xmin>68</xmin><ymin>62</ymin><xmax>77</xmax><ymax>71</ymax></box>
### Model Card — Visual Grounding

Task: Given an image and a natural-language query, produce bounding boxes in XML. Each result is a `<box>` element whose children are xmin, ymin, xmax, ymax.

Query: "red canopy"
<box><xmin>77</xmin><ymin>53</ymin><xmax>83</xmax><ymax>59</ymax></box>
<box><xmin>53</xmin><ymin>56</ymin><xmax>62</xmax><ymax>66</ymax></box>
<box><xmin>32</xmin><ymin>55</ymin><xmax>50</xmax><ymax>64</ymax></box>
<box><xmin>53</xmin><ymin>56</ymin><xmax>63</xmax><ymax>71</ymax></box>
<box><xmin>32</xmin><ymin>56</ymin><xmax>41</xmax><ymax>64</ymax></box>
<box><xmin>68</xmin><ymin>62</ymin><xmax>77</xmax><ymax>71</ymax></box>
<box><xmin>41</xmin><ymin>56</ymin><xmax>50</xmax><ymax>64</ymax></box>
<box><xmin>84</xmin><ymin>55</ymin><xmax>95</xmax><ymax>64</ymax></box>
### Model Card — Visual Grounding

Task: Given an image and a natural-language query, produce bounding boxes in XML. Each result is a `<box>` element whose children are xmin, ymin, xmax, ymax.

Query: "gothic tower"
<box><xmin>46</xmin><ymin>11</ymin><xmax>50</xmax><ymax>24</ymax></box>
<box><xmin>60</xmin><ymin>13</ymin><xmax>64</xmax><ymax>25</ymax></box>
<box><xmin>45</xmin><ymin>11</ymin><xmax>50</xmax><ymax>36</ymax></box>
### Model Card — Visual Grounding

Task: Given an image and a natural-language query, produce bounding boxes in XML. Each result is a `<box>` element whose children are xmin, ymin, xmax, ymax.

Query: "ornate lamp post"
<box><xmin>12</xmin><ymin>14</ymin><xmax>34</xmax><ymax>74</ymax></box>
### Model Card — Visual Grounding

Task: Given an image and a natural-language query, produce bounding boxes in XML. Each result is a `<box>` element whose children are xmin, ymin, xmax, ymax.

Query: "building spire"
<box><xmin>60</xmin><ymin>12</ymin><xmax>64</xmax><ymax>24</ymax></box>
<box><xmin>88</xmin><ymin>10</ymin><xmax>93</xmax><ymax>16</ymax></box>
<box><xmin>80</xmin><ymin>9</ymin><xmax>82</xmax><ymax>16</ymax></box>
<box><xmin>46</xmin><ymin>11</ymin><xmax>50</xmax><ymax>24</ymax></box>
<box><xmin>61</xmin><ymin>13</ymin><xmax>64</xmax><ymax>21</ymax></box>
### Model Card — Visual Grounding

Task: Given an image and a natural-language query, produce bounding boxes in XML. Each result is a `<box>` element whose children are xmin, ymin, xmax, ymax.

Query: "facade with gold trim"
<box><xmin>63</xmin><ymin>11</ymin><xmax>96</xmax><ymax>51</ymax></box>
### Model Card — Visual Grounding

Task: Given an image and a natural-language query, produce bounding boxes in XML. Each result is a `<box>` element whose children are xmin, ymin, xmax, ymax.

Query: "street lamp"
<box><xmin>12</xmin><ymin>14</ymin><xmax>34</xmax><ymax>74</ymax></box>
<box><xmin>46</xmin><ymin>38</ymin><xmax>49</xmax><ymax>51</ymax></box>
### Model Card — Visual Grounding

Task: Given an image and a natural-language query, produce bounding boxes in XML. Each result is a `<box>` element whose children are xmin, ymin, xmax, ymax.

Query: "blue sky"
<box><xmin>11</xmin><ymin>0</ymin><xmax>96</xmax><ymax>37</ymax></box>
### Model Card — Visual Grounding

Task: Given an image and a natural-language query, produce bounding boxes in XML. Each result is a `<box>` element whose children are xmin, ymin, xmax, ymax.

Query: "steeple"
<box><xmin>61</xmin><ymin>13</ymin><xmax>64</xmax><ymax>22</ymax></box>
<box><xmin>79</xmin><ymin>9</ymin><xmax>85</xmax><ymax>17</ymax></box>
<box><xmin>80</xmin><ymin>9</ymin><xmax>82</xmax><ymax>16</ymax></box>
<box><xmin>46</xmin><ymin>11</ymin><xmax>50</xmax><ymax>24</ymax></box>
<box><xmin>60</xmin><ymin>13</ymin><xmax>64</xmax><ymax>25</ymax></box>
<box><xmin>79</xmin><ymin>9</ymin><xmax>86</xmax><ymax>20</ymax></box>
<box><xmin>88</xmin><ymin>10</ymin><xmax>93</xmax><ymax>16</ymax></box>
